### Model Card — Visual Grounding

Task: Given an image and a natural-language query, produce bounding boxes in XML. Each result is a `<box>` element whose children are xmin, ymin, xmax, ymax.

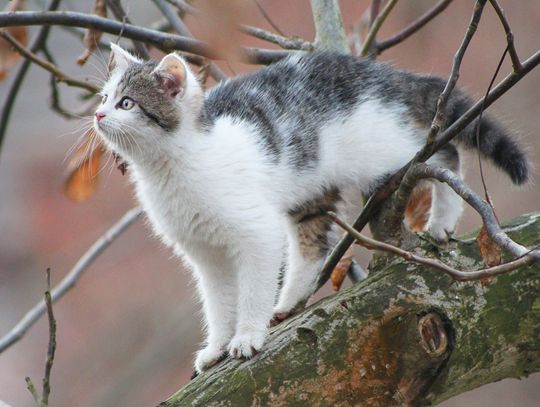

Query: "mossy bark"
<box><xmin>160</xmin><ymin>212</ymin><xmax>540</xmax><ymax>406</ymax></box>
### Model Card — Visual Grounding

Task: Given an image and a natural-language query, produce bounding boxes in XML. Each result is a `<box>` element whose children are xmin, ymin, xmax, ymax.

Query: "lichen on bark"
<box><xmin>160</xmin><ymin>212</ymin><xmax>540</xmax><ymax>406</ymax></box>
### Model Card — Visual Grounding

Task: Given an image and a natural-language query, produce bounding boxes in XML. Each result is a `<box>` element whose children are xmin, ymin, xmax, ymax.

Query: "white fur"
<box><xmin>94</xmin><ymin>48</ymin><xmax>464</xmax><ymax>373</ymax></box>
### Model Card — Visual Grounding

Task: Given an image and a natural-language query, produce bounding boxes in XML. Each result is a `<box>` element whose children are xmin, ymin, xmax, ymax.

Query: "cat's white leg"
<box><xmin>187</xmin><ymin>247</ymin><xmax>238</xmax><ymax>373</ymax></box>
<box><xmin>427</xmin><ymin>180</ymin><xmax>464</xmax><ymax>242</ymax></box>
<box><xmin>228</xmin><ymin>217</ymin><xmax>284</xmax><ymax>359</ymax></box>
<box><xmin>273</xmin><ymin>215</ymin><xmax>337</xmax><ymax>319</ymax></box>
<box><xmin>426</xmin><ymin>145</ymin><xmax>463</xmax><ymax>242</ymax></box>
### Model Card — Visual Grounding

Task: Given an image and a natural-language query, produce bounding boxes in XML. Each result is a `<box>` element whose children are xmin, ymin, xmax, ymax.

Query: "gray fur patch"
<box><xmin>288</xmin><ymin>187</ymin><xmax>341</xmax><ymax>261</ymax></box>
<box><xmin>117</xmin><ymin>61</ymin><xmax>180</xmax><ymax>131</ymax></box>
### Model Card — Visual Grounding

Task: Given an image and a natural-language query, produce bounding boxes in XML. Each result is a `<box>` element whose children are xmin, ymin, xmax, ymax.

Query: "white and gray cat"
<box><xmin>94</xmin><ymin>44</ymin><xmax>528</xmax><ymax>373</ymax></box>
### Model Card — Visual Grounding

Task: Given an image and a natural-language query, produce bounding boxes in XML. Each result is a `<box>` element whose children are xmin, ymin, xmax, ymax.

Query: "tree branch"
<box><xmin>152</xmin><ymin>0</ymin><xmax>227</xmax><ymax>82</ymax></box>
<box><xmin>359</xmin><ymin>0</ymin><xmax>399</xmax><ymax>58</ymax></box>
<box><xmin>161</xmin><ymin>211</ymin><xmax>540</xmax><ymax>405</ymax></box>
<box><xmin>319</xmin><ymin>46</ymin><xmax>540</xmax><ymax>286</ymax></box>
<box><xmin>0</xmin><ymin>207</ymin><xmax>143</xmax><ymax>354</ymax></box>
<box><xmin>240</xmin><ymin>25</ymin><xmax>313</xmax><ymax>51</ymax></box>
<box><xmin>0</xmin><ymin>11</ymin><xmax>291</xmax><ymax>64</ymax></box>
<box><xmin>0</xmin><ymin>30</ymin><xmax>99</xmax><ymax>93</ymax></box>
<box><xmin>310</xmin><ymin>0</ymin><xmax>350</xmax><ymax>52</ymax></box>
<box><xmin>0</xmin><ymin>0</ymin><xmax>62</xmax><ymax>163</ymax></box>
<box><xmin>376</xmin><ymin>0</ymin><xmax>453</xmax><ymax>54</ymax></box>
<box><xmin>328</xmin><ymin>210</ymin><xmax>536</xmax><ymax>282</ymax></box>
<box><xmin>488</xmin><ymin>0</ymin><xmax>521</xmax><ymax>72</ymax></box>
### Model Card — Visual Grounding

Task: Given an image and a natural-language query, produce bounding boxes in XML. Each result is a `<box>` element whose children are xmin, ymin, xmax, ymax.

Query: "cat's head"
<box><xmin>94</xmin><ymin>44</ymin><xmax>202</xmax><ymax>161</ymax></box>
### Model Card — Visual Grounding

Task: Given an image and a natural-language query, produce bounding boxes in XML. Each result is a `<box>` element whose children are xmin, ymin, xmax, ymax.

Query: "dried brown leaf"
<box><xmin>77</xmin><ymin>0</ymin><xmax>107</xmax><ymax>66</ymax></box>
<box><xmin>64</xmin><ymin>129</ymin><xmax>104</xmax><ymax>202</ymax></box>
<box><xmin>0</xmin><ymin>0</ymin><xmax>27</xmax><ymax>80</ymax></box>
<box><xmin>331</xmin><ymin>247</ymin><xmax>354</xmax><ymax>291</ymax></box>
<box><xmin>476</xmin><ymin>225</ymin><xmax>502</xmax><ymax>285</ymax></box>
<box><xmin>405</xmin><ymin>183</ymin><xmax>432</xmax><ymax>232</ymax></box>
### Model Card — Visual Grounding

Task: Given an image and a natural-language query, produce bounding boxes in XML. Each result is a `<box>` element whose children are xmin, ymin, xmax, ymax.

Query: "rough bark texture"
<box><xmin>160</xmin><ymin>212</ymin><xmax>540</xmax><ymax>406</ymax></box>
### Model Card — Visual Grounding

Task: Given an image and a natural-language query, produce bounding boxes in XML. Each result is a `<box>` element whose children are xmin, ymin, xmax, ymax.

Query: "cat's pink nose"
<box><xmin>95</xmin><ymin>112</ymin><xmax>106</xmax><ymax>121</ymax></box>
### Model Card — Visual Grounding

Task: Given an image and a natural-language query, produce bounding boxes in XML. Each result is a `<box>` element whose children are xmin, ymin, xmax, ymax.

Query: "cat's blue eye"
<box><xmin>119</xmin><ymin>97</ymin><xmax>135</xmax><ymax>111</ymax></box>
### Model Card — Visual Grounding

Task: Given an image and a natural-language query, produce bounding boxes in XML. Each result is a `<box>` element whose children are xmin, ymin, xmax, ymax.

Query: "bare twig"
<box><xmin>310</xmin><ymin>0</ymin><xmax>350</xmax><ymax>52</ymax></box>
<box><xmin>377</xmin><ymin>0</ymin><xmax>453</xmax><ymax>54</ymax></box>
<box><xmin>381</xmin><ymin>0</ymin><xmax>487</xmax><ymax>239</ymax></box>
<box><xmin>164</xmin><ymin>0</ymin><xmax>198</xmax><ymax>16</ymax></box>
<box><xmin>104</xmin><ymin>0</ymin><xmax>150</xmax><ymax>59</ymax></box>
<box><xmin>253</xmin><ymin>0</ymin><xmax>284</xmax><ymax>36</ymax></box>
<box><xmin>42</xmin><ymin>47</ymin><xmax>83</xmax><ymax>119</ymax></box>
<box><xmin>0</xmin><ymin>207</ymin><xmax>143</xmax><ymax>354</ymax></box>
<box><xmin>328</xmin><ymin>211</ymin><xmax>536</xmax><ymax>282</ymax></box>
<box><xmin>359</xmin><ymin>0</ymin><xmax>398</xmax><ymax>58</ymax></box>
<box><xmin>369</xmin><ymin>0</ymin><xmax>382</xmax><ymax>28</ymax></box>
<box><xmin>240</xmin><ymin>25</ymin><xmax>313</xmax><ymax>51</ymax></box>
<box><xmin>25</xmin><ymin>269</ymin><xmax>57</xmax><ymax>407</ymax></box>
<box><xmin>488</xmin><ymin>0</ymin><xmax>521</xmax><ymax>72</ymax></box>
<box><xmin>0</xmin><ymin>11</ymin><xmax>291</xmax><ymax>64</ymax></box>
<box><xmin>0</xmin><ymin>0</ymin><xmax>62</xmax><ymax>162</ymax></box>
<box><xmin>0</xmin><ymin>30</ymin><xmax>98</xmax><ymax>93</ymax></box>
<box><xmin>408</xmin><ymin>164</ymin><xmax>534</xmax><ymax>258</ymax></box>
<box><xmin>152</xmin><ymin>0</ymin><xmax>226</xmax><ymax>82</ymax></box>
<box><xmin>475</xmin><ymin>45</ymin><xmax>509</xmax><ymax>205</ymax></box>
<box><xmin>41</xmin><ymin>269</ymin><xmax>56</xmax><ymax>406</ymax></box>
<box><xmin>25</xmin><ymin>377</ymin><xmax>40</xmax><ymax>405</ymax></box>
<box><xmin>318</xmin><ymin>46</ymin><xmax>540</xmax><ymax>287</ymax></box>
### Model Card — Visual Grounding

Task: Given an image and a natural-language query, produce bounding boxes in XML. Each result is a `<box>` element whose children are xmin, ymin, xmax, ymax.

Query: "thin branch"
<box><xmin>377</xmin><ymin>0</ymin><xmax>453</xmax><ymax>54</ymax></box>
<box><xmin>42</xmin><ymin>47</ymin><xmax>83</xmax><ymax>119</ymax></box>
<box><xmin>25</xmin><ymin>377</ymin><xmax>40</xmax><ymax>405</ymax></box>
<box><xmin>408</xmin><ymin>164</ymin><xmax>534</xmax><ymax>259</ymax></box>
<box><xmin>104</xmin><ymin>0</ymin><xmax>150</xmax><ymax>59</ymax></box>
<box><xmin>0</xmin><ymin>11</ymin><xmax>291</xmax><ymax>64</ymax></box>
<box><xmin>253</xmin><ymin>0</ymin><xmax>284</xmax><ymax>36</ymax></box>
<box><xmin>41</xmin><ymin>269</ymin><xmax>56</xmax><ymax>407</ymax></box>
<box><xmin>240</xmin><ymin>25</ymin><xmax>313</xmax><ymax>51</ymax></box>
<box><xmin>369</xmin><ymin>0</ymin><xmax>382</xmax><ymax>28</ymax></box>
<box><xmin>359</xmin><ymin>0</ymin><xmax>398</xmax><ymax>58</ymax></box>
<box><xmin>318</xmin><ymin>46</ymin><xmax>540</xmax><ymax>287</ymax></box>
<box><xmin>152</xmin><ymin>0</ymin><xmax>226</xmax><ymax>82</ymax></box>
<box><xmin>475</xmin><ymin>45</ymin><xmax>509</xmax><ymax>205</ymax></box>
<box><xmin>488</xmin><ymin>0</ymin><xmax>521</xmax><ymax>72</ymax></box>
<box><xmin>0</xmin><ymin>207</ymin><xmax>143</xmax><ymax>354</ymax></box>
<box><xmin>328</xmin><ymin>211</ymin><xmax>536</xmax><ymax>282</ymax></box>
<box><xmin>0</xmin><ymin>30</ymin><xmax>98</xmax><ymax>93</ymax></box>
<box><xmin>380</xmin><ymin>0</ymin><xmax>487</xmax><ymax>239</ymax></box>
<box><xmin>0</xmin><ymin>0</ymin><xmax>62</xmax><ymax>163</ymax></box>
<box><xmin>164</xmin><ymin>0</ymin><xmax>198</xmax><ymax>16</ymax></box>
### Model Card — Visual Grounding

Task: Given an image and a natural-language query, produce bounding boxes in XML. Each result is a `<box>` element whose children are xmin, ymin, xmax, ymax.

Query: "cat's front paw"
<box><xmin>228</xmin><ymin>330</ymin><xmax>265</xmax><ymax>359</ymax></box>
<box><xmin>194</xmin><ymin>345</ymin><xmax>227</xmax><ymax>373</ymax></box>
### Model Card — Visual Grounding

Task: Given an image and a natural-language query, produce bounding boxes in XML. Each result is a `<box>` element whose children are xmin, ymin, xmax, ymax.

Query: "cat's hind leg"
<box><xmin>426</xmin><ymin>144</ymin><xmax>464</xmax><ymax>243</ymax></box>
<box><xmin>273</xmin><ymin>189</ymin><xmax>341</xmax><ymax>321</ymax></box>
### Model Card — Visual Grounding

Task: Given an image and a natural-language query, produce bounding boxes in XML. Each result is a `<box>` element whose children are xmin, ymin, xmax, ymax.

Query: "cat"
<box><xmin>93</xmin><ymin>44</ymin><xmax>528</xmax><ymax>373</ymax></box>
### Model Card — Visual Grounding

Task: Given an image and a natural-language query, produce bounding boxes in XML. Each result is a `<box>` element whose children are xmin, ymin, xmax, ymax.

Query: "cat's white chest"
<box><xmin>132</xmin><ymin>165</ymin><xmax>223</xmax><ymax>250</ymax></box>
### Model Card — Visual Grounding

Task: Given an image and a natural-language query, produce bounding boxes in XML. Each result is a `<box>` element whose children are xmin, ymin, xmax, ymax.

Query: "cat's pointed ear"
<box><xmin>109</xmin><ymin>43</ymin><xmax>141</xmax><ymax>71</ymax></box>
<box><xmin>153</xmin><ymin>53</ymin><xmax>187</xmax><ymax>99</ymax></box>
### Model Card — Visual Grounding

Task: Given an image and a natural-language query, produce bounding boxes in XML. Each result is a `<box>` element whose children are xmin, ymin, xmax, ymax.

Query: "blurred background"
<box><xmin>0</xmin><ymin>1</ymin><xmax>539</xmax><ymax>406</ymax></box>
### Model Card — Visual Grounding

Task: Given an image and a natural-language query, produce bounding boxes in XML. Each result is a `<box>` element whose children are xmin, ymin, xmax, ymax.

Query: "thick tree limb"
<box><xmin>310</xmin><ymin>0</ymin><xmax>350</xmax><ymax>52</ymax></box>
<box><xmin>160</xmin><ymin>212</ymin><xmax>540</xmax><ymax>406</ymax></box>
